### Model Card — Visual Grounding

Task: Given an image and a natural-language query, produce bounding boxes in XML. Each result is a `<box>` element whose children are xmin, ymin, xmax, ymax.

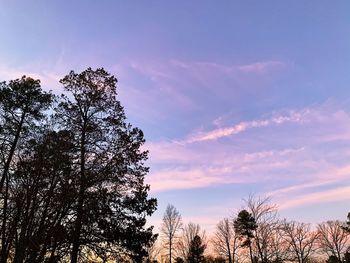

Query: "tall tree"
<box><xmin>0</xmin><ymin>76</ymin><xmax>53</xmax><ymax>263</ymax></box>
<box><xmin>212</xmin><ymin>218</ymin><xmax>239</xmax><ymax>263</ymax></box>
<box><xmin>177</xmin><ymin>222</ymin><xmax>206</xmax><ymax>260</ymax></box>
<box><xmin>234</xmin><ymin>210</ymin><xmax>257</xmax><ymax>263</ymax></box>
<box><xmin>281</xmin><ymin>220</ymin><xmax>319</xmax><ymax>263</ymax></box>
<box><xmin>11</xmin><ymin>129</ymin><xmax>76</xmax><ymax>263</ymax></box>
<box><xmin>245</xmin><ymin>196</ymin><xmax>278</xmax><ymax>263</ymax></box>
<box><xmin>161</xmin><ymin>204</ymin><xmax>183</xmax><ymax>263</ymax></box>
<box><xmin>56</xmin><ymin>68</ymin><xmax>157</xmax><ymax>262</ymax></box>
<box><xmin>0</xmin><ymin>76</ymin><xmax>53</xmax><ymax>192</ymax></box>
<box><xmin>187</xmin><ymin>235</ymin><xmax>206</xmax><ymax>263</ymax></box>
<box><xmin>317</xmin><ymin>221</ymin><xmax>349</xmax><ymax>262</ymax></box>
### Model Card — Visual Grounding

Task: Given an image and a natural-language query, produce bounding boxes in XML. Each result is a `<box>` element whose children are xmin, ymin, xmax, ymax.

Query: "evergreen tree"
<box><xmin>0</xmin><ymin>76</ymin><xmax>53</xmax><ymax>263</ymax></box>
<box><xmin>233</xmin><ymin>210</ymin><xmax>257</xmax><ymax>263</ymax></box>
<box><xmin>55</xmin><ymin>68</ymin><xmax>157</xmax><ymax>262</ymax></box>
<box><xmin>187</xmin><ymin>235</ymin><xmax>206</xmax><ymax>263</ymax></box>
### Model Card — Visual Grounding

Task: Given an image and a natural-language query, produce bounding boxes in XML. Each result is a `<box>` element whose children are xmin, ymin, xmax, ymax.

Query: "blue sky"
<box><xmin>1</xmin><ymin>1</ymin><xmax>350</xmax><ymax>232</ymax></box>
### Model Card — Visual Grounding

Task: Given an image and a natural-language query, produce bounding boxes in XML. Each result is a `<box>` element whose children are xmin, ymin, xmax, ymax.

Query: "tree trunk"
<box><xmin>0</xmin><ymin>112</ymin><xmax>26</xmax><ymax>263</ymax></box>
<box><xmin>169</xmin><ymin>238</ymin><xmax>172</xmax><ymax>263</ymax></box>
<box><xmin>249</xmin><ymin>242</ymin><xmax>254</xmax><ymax>263</ymax></box>
<box><xmin>70</xmin><ymin>124</ymin><xmax>86</xmax><ymax>263</ymax></box>
<box><xmin>0</xmin><ymin>112</ymin><xmax>25</xmax><ymax>193</ymax></box>
<box><xmin>227</xmin><ymin>239</ymin><xmax>232</xmax><ymax>263</ymax></box>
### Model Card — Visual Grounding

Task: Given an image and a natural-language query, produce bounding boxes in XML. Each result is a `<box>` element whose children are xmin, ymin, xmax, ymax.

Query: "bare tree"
<box><xmin>245</xmin><ymin>195</ymin><xmax>278</xmax><ymax>263</ymax></box>
<box><xmin>317</xmin><ymin>220</ymin><xmax>349</xmax><ymax>261</ymax></box>
<box><xmin>212</xmin><ymin>218</ymin><xmax>239</xmax><ymax>263</ymax></box>
<box><xmin>177</xmin><ymin>222</ymin><xmax>206</xmax><ymax>261</ymax></box>
<box><xmin>161</xmin><ymin>204</ymin><xmax>183</xmax><ymax>263</ymax></box>
<box><xmin>282</xmin><ymin>220</ymin><xmax>319</xmax><ymax>263</ymax></box>
<box><xmin>268</xmin><ymin>221</ymin><xmax>290</xmax><ymax>263</ymax></box>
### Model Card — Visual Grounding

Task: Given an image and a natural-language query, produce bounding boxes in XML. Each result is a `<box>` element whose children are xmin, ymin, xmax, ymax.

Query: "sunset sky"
<box><xmin>1</xmin><ymin>1</ymin><xmax>350</xmax><ymax>232</ymax></box>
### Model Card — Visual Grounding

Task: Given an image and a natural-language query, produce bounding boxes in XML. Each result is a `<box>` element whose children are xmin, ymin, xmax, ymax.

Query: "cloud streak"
<box><xmin>184</xmin><ymin>110</ymin><xmax>307</xmax><ymax>143</ymax></box>
<box><xmin>279</xmin><ymin>185</ymin><xmax>350</xmax><ymax>210</ymax></box>
<box><xmin>146</xmin><ymin>103</ymin><xmax>350</xmax><ymax>217</ymax></box>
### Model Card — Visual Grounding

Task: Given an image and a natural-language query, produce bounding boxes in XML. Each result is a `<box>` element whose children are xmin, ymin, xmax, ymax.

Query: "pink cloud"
<box><xmin>146</xmin><ymin>144</ymin><xmax>308</xmax><ymax>193</ymax></box>
<box><xmin>147</xmin><ymin>104</ymin><xmax>350</xmax><ymax>198</ymax></box>
<box><xmin>279</xmin><ymin>186</ymin><xmax>350</xmax><ymax>210</ymax></box>
<box><xmin>184</xmin><ymin>109</ymin><xmax>308</xmax><ymax>143</ymax></box>
<box><xmin>269</xmin><ymin>164</ymin><xmax>350</xmax><ymax>203</ymax></box>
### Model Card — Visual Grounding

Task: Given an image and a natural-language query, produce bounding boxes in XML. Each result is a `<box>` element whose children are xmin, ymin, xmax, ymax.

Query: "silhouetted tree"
<box><xmin>177</xmin><ymin>223</ymin><xmax>206</xmax><ymax>260</ymax></box>
<box><xmin>161</xmin><ymin>204</ymin><xmax>183</xmax><ymax>263</ymax></box>
<box><xmin>187</xmin><ymin>235</ymin><xmax>206</xmax><ymax>263</ymax></box>
<box><xmin>281</xmin><ymin>220</ymin><xmax>319</xmax><ymax>263</ymax></box>
<box><xmin>317</xmin><ymin>221</ymin><xmax>349</xmax><ymax>262</ymax></box>
<box><xmin>55</xmin><ymin>68</ymin><xmax>157</xmax><ymax>262</ymax></box>
<box><xmin>212</xmin><ymin>218</ymin><xmax>239</xmax><ymax>263</ymax></box>
<box><xmin>11</xmin><ymin>129</ymin><xmax>76</xmax><ymax>263</ymax></box>
<box><xmin>0</xmin><ymin>76</ymin><xmax>53</xmax><ymax>263</ymax></box>
<box><xmin>245</xmin><ymin>196</ymin><xmax>278</xmax><ymax>263</ymax></box>
<box><xmin>0</xmin><ymin>76</ymin><xmax>53</xmax><ymax>192</ymax></box>
<box><xmin>234</xmin><ymin>210</ymin><xmax>257</xmax><ymax>263</ymax></box>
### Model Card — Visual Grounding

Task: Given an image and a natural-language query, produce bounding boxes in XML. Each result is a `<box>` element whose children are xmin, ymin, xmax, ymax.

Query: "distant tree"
<box><xmin>245</xmin><ymin>196</ymin><xmax>278</xmax><ymax>263</ymax></box>
<box><xmin>281</xmin><ymin>220</ymin><xmax>319</xmax><ymax>263</ymax></box>
<box><xmin>317</xmin><ymin>221</ymin><xmax>349</xmax><ymax>262</ymax></box>
<box><xmin>212</xmin><ymin>218</ymin><xmax>239</xmax><ymax>263</ymax></box>
<box><xmin>56</xmin><ymin>68</ymin><xmax>157</xmax><ymax>262</ymax></box>
<box><xmin>267</xmin><ymin>222</ymin><xmax>290</xmax><ymax>263</ymax></box>
<box><xmin>177</xmin><ymin>222</ymin><xmax>206</xmax><ymax>260</ymax></box>
<box><xmin>234</xmin><ymin>210</ymin><xmax>257</xmax><ymax>263</ymax></box>
<box><xmin>187</xmin><ymin>235</ymin><xmax>206</xmax><ymax>263</ymax></box>
<box><xmin>161</xmin><ymin>204</ymin><xmax>183</xmax><ymax>263</ymax></box>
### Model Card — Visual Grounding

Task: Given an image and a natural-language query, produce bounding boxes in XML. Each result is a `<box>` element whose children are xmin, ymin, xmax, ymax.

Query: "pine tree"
<box><xmin>55</xmin><ymin>68</ymin><xmax>157</xmax><ymax>262</ymax></box>
<box><xmin>187</xmin><ymin>235</ymin><xmax>206</xmax><ymax>263</ymax></box>
<box><xmin>234</xmin><ymin>210</ymin><xmax>257</xmax><ymax>263</ymax></box>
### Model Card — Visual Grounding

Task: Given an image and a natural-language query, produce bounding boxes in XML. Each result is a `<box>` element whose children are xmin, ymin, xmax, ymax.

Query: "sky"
<box><xmin>1</xmin><ymin>1</ymin><xmax>350</xmax><ymax>233</ymax></box>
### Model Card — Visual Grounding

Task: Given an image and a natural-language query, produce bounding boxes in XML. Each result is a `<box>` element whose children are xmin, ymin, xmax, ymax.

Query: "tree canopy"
<box><xmin>0</xmin><ymin>69</ymin><xmax>157</xmax><ymax>263</ymax></box>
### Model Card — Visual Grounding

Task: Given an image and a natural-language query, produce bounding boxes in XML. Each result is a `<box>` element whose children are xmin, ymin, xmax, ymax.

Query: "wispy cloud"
<box><xmin>238</xmin><ymin>61</ymin><xmax>285</xmax><ymax>73</ymax></box>
<box><xmin>125</xmin><ymin>58</ymin><xmax>288</xmax><ymax>116</ymax></box>
<box><xmin>279</xmin><ymin>186</ymin><xmax>350</xmax><ymax>210</ymax></box>
<box><xmin>147</xmin><ymin>103</ymin><xmax>350</xmax><ymax>213</ymax></box>
<box><xmin>184</xmin><ymin>110</ymin><xmax>307</xmax><ymax>143</ymax></box>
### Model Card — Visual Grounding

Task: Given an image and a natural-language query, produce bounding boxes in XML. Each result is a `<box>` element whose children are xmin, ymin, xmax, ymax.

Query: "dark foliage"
<box><xmin>187</xmin><ymin>235</ymin><xmax>206</xmax><ymax>263</ymax></box>
<box><xmin>0</xmin><ymin>69</ymin><xmax>157</xmax><ymax>263</ymax></box>
<box><xmin>234</xmin><ymin>209</ymin><xmax>257</xmax><ymax>263</ymax></box>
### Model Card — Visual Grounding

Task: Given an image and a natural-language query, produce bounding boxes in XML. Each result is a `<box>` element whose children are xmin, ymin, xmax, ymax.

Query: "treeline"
<box><xmin>0</xmin><ymin>69</ymin><xmax>157</xmax><ymax>263</ymax></box>
<box><xmin>150</xmin><ymin>197</ymin><xmax>350</xmax><ymax>263</ymax></box>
